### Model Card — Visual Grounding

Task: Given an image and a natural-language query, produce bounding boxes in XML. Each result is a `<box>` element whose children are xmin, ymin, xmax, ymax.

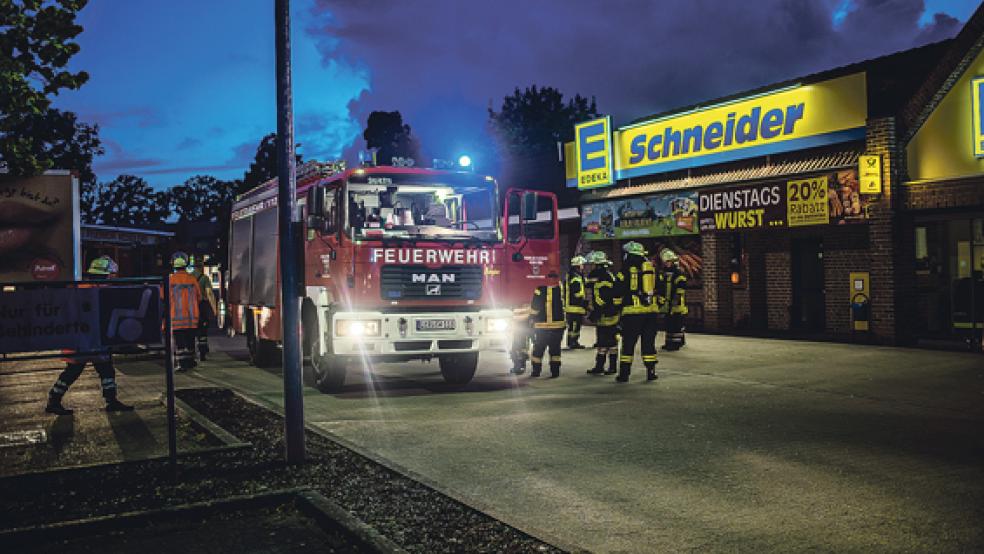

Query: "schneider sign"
<box><xmin>568</xmin><ymin>73</ymin><xmax>868</xmax><ymax>187</ymax></box>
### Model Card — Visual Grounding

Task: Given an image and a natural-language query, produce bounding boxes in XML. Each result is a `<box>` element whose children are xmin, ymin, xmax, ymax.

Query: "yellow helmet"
<box><xmin>660</xmin><ymin>249</ymin><xmax>680</xmax><ymax>263</ymax></box>
<box><xmin>171</xmin><ymin>251</ymin><xmax>189</xmax><ymax>269</ymax></box>
<box><xmin>570</xmin><ymin>255</ymin><xmax>587</xmax><ymax>267</ymax></box>
<box><xmin>87</xmin><ymin>255</ymin><xmax>118</xmax><ymax>275</ymax></box>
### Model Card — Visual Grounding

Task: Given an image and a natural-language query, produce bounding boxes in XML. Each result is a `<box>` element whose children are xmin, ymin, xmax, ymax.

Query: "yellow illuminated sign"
<box><xmin>850</xmin><ymin>271</ymin><xmax>870</xmax><ymax>332</ymax></box>
<box><xmin>858</xmin><ymin>154</ymin><xmax>881</xmax><ymax>194</ymax></box>
<box><xmin>972</xmin><ymin>76</ymin><xmax>984</xmax><ymax>158</ymax></box>
<box><xmin>574</xmin><ymin>116</ymin><xmax>614</xmax><ymax>189</ymax></box>
<box><xmin>616</xmin><ymin>73</ymin><xmax>868</xmax><ymax>179</ymax></box>
<box><xmin>787</xmin><ymin>177</ymin><xmax>829</xmax><ymax>227</ymax></box>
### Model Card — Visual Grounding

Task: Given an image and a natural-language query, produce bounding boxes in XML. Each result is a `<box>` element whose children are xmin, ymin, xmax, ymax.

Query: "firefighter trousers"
<box><xmin>664</xmin><ymin>313</ymin><xmax>686</xmax><ymax>350</ymax></box>
<box><xmin>49</xmin><ymin>361</ymin><xmax>117</xmax><ymax>402</ymax></box>
<box><xmin>174</xmin><ymin>329</ymin><xmax>198</xmax><ymax>370</ymax></box>
<box><xmin>565</xmin><ymin>313</ymin><xmax>583</xmax><ymax>347</ymax></box>
<box><xmin>197</xmin><ymin>315</ymin><xmax>210</xmax><ymax>359</ymax></box>
<box><xmin>531</xmin><ymin>328</ymin><xmax>563</xmax><ymax>377</ymax></box>
<box><xmin>619</xmin><ymin>313</ymin><xmax>658</xmax><ymax>375</ymax></box>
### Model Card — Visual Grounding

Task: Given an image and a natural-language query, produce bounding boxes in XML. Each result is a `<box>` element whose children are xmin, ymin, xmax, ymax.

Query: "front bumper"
<box><xmin>331</xmin><ymin>309</ymin><xmax>513</xmax><ymax>356</ymax></box>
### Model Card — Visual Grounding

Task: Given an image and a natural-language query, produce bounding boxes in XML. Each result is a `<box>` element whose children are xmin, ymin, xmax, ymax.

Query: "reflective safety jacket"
<box><xmin>530</xmin><ymin>285</ymin><xmax>566</xmax><ymax>329</ymax></box>
<box><xmin>170</xmin><ymin>271</ymin><xmax>202</xmax><ymax>330</ymax></box>
<box><xmin>589</xmin><ymin>267</ymin><xmax>620</xmax><ymax>327</ymax></box>
<box><xmin>617</xmin><ymin>254</ymin><xmax>657</xmax><ymax>315</ymax></box>
<box><xmin>657</xmin><ymin>266</ymin><xmax>688</xmax><ymax>315</ymax></box>
<box><xmin>563</xmin><ymin>270</ymin><xmax>587</xmax><ymax>314</ymax></box>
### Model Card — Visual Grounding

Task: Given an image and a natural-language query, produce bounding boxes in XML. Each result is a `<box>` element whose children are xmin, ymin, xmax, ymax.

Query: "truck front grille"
<box><xmin>380</xmin><ymin>266</ymin><xmax>483</xmax><ymax>300</ymax></box>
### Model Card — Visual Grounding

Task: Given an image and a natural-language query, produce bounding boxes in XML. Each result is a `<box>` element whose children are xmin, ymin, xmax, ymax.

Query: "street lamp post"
<box><xmin>275</xmin><ymin>0</ymin><xmax>304</xmax><ymax>464</ymax></box>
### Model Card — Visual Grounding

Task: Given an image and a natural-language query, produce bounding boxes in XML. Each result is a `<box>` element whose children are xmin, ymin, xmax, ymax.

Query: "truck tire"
<box><xmin>439</xmin><ymin>352</ymin><xmax>478</xmax><ymax>386</ymax></box>
<box><xmin>246</xmin><ymin>317</ymin><xmax>279</xmax><ymax>368</ymax></box>
<box><xmin>308</xmin><ymin>351</ymin><xmax>348</xmax><ymax>393</ymax></box>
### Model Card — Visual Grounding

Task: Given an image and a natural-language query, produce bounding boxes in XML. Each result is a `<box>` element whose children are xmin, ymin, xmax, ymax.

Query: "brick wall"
<box><xmin>701</xmin><ymin>233</ymin><xmax>733</xmax><ymax>331</ymax></box>
<box><xmin>865</xmin><ymin>116</ymin><xmax>901</xmax><ymax>344</ymax></box>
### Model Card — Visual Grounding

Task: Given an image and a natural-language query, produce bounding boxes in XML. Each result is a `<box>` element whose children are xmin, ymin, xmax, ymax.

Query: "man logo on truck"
<box><xmin>412</xmin><ymin>273</ymin><xmax>456</xmax><ymax>284</ymax></box>
<box><xmin>425</xmin><ymin>284</ymin><xmax>442</xmax><ymax>295</ymax></box>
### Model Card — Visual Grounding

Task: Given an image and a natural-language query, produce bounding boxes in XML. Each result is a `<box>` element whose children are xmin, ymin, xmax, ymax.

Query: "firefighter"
<box><xmin>45</xmin><ymin>256</ymin><xmax>134</xmax><ymax>415</ymax></box>
<box><xmin>657</xmin><ymin>249</ymin><xmax>689</xmax><ymax>351</ymax></box>
<box><xmin>563</xmin><ymin>255</ymin><xmax>588</xmax><ymax>349</ymax></box>
<box><xmin>189</xmin><ymin>256</ymin><xmax>217</xmax><ymax>362</ymax></box>
<box><xmin>170</xmin><ymin>251</ymin><xmax>202</xmax><ymax>371</ymax></box>
<box><xmin>586</xmin><ymin>251</ymin><xmax>620</xmax><ymax>375</ymax></box>
<box><xmin>509</xmin><ymin>304</ymin><xmax>533</xmax><ymax>375</ymax></box>
<box><xmin>615</xmin><ymin>241</ymin><xmax>658</xmax><ymax>382</ymax></box>
<box><xmin>529</xmin><ymin>272</ymin><xmax>566</xmax><ymax>378</ymax></box>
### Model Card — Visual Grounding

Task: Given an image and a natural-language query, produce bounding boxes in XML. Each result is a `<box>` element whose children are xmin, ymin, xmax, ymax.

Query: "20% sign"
<box><xmin>786</xmin><ymin>177</ymin><xmax>830</xmax><ymax>227</ymax></box>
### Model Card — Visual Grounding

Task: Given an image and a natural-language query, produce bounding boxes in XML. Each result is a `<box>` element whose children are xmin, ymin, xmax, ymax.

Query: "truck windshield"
<box><xmin>346</xmin><ymin>176</ymin><xmax>498</xmax><ymax>241</ymax></box>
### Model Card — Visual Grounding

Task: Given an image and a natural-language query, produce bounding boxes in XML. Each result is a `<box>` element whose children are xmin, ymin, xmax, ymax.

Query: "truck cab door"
<box><xmin>503</xmin><ymin>189</ymin><xmax>560</xmax><ymax>307</ymax></box>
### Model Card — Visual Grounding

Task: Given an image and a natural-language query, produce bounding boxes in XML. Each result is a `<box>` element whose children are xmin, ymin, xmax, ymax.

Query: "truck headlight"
<box><xmin>486</xmin><ymin>317</ymin><xmax>510</xmax><ymax>333</ymax></box>
<box><xmin>336</xmin><ymin>319</ymin><xmax>381</xmax><ymax>337</ymax></box>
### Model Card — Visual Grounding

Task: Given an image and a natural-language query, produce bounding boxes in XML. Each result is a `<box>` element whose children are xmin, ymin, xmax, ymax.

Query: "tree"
<box><xmin>169</xmin><ymin>175</ymin><xmax>237</xmax><ymax>223</ymax></box>
<box><xmin>85</xmin><ymin>175</ymin><xmax>170</xmax><ymax>227</ymax></box>
<box><xmin>362</xmin><ymin>111</ymin><xmax>421</xmax><ymax>166</ymax></box>
<box><xmin>488</xmin><ymin>85</ymin><xmax>598</xmax><ymax>202</ymax></box>
<box><xmin>1</xmin><ymin>0</ymin><xmax>102</xmax><ymax>178</ymax></box>
<box><xmin>240</xmin><ymin>132</ymin><xmax>302</xmax><ymax>196</ymax></box>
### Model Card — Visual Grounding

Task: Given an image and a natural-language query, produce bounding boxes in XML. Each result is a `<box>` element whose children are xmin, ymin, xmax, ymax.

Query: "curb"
<box><xmin>187</xmin><ymin>375</ymin><xmax>583</xmax><ymax>553</ymax></box>
<box><xmin>0</xmin><ymin>488</ymin><xmax>404</xmax><ymax>553</ymax></box>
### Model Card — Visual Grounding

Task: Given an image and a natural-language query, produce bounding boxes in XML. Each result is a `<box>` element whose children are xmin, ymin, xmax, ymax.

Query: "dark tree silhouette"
<box><xmin>362</xmin><ymin>111</ymin><xmax>422</xmax><ymax>166</ymax></box>
<box><xmin>85</xmin><ymin>175</ymin><xmax>170</xmax><ymax>227</ymax></box>
<box><xmin>240</xmin><ymin>132</ymin><xmax>302</xmax><ymax>195</ymax></box>
<box><xmin>488</xmin><ymin>85</ymin><xmax>598</xmax><ymax>204</ymax></box>
<box><xmin>169</xmin><ymin>175</ymin><xmax>237</xmax><ymax>222</ymax></box>
<box><xmin>0</xmin><ymin>0</ymin><xmax>102</xmax><ymax>179</ymax></box>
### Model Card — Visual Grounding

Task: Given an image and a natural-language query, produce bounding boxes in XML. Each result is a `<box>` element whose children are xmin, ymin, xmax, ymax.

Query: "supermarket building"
<box><xmin>566</xmin><ymin>5</ymin><xmax>984</xmax><ymax>349</ymax></box>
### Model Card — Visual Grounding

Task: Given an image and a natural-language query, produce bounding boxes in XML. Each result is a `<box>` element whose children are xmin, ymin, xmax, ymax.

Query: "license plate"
<box><xmin>416</xmin><ymin>318</ymin><xmax>455</xmax><ymax>331</ymax></box>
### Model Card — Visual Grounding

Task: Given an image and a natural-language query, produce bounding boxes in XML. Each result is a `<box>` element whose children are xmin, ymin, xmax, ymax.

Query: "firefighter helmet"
<box><xmin>87</xmin><ymin>255</ymin><xmax>118</xmax><ymax>276</ymax></box>
<box><xmin>623</xmin><ymin>241</ymin><xmax>646</xmax><ymax>256</ymax></box>
<box><xmin>171</xmin><ymin>251</ymin><xmax>190</xmax><ymax>269</ymax></box>
<box><xmin>588</xmin><ymin>251</ymin><xmax>610</xmax><ymax>265</ymax></box>
<box><xmin>570</xmin><ymin>255</ymin><xmax>587</xmax><ymax>267</ymax></box>
<box><xmin>660</xmin><ymin>249</ymin><xmax>680</xmax><ymax>263</ymax></box>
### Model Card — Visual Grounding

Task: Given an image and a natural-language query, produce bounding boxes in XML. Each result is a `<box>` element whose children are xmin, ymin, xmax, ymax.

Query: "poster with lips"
<box><xmin>0</xmin><ymin>172</ymin><xmax>79</xmax><ymax>283</ymax></box>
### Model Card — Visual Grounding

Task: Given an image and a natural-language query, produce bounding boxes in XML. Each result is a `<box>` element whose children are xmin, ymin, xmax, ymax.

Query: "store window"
<box><xmin>914</xmin><ymin>218</ymin><xmax>983</xmax><ymax>340</ymax></box>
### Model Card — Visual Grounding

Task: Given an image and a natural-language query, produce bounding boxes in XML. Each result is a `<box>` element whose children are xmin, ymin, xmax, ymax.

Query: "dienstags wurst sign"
<box><xmin>370</xmin><ymin>248</ymin><xmax>496</xmax><ymax>265</ymax></box>
<box><xmin>698</xmin><ymin>169</ymin><xmax>869</xmax><ymax>232</ymax></box>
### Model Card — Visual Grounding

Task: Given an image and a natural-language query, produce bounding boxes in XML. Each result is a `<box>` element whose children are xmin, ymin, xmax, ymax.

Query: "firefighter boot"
<box><xmin>549</xmin><ymin>362</ymin><xmax>561</xmax><ymax>378</ymax></box>
<box><xmin>605</xmin><ymin>353</ymin><xmax>618</xmax><ymax>375</ymax></box>
<box><xmin>45</xmin><ymin>395</ymin><xmax>73</xmax><ymax>416</ymax></box>
<box><xmin>615</xmin><ymin>364</ymin><xmax>630</xmax><ymax>383</ymax></box>
<box><xmin>645</xmin><ymin>362</ymin><xmax>658</xmax><ymax>381</ymax></box>
<box><xmin>530</xmin><ymin>364</ymin><xmax>542</xmax><ymax>378</ymax></box>
<box><xmin>586</xmin><ymin>353</ymin><xmax>605</xmax><ymax>375</ymax></box>
<box><xmin>510</xmin><ymin>361</ymin><xmax>526</xmax><ymax>375</ymax></box>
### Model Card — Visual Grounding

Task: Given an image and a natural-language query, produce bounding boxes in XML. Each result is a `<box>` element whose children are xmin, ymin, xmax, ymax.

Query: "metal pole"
<box><xmin>163</xmin><ymin>275</ymin><xmax>178</xmax><ymax>474</ymax></box>
<box><xmin>275</xmin><ymin>0</ymin><xmax>305</xmax><ymax>464</ymax></box>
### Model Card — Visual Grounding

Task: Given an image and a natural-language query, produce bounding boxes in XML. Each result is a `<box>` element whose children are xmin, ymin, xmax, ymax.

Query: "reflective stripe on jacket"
<box><xmin>170</xmin><ymin>272</ymin><xmax>202</xmax><ymax>330</ymax></box>
<box><xmin>530</xmin><ymin>285</ymin><xmax>566</xmax><ymax>329</ymax></box>
<box><xmin>619</xmin><ymin>254</ymin><xmax>657</xmax><ymax>315</ymax></box>
<box><xmin>590</xmin><ymin>267</ymin><xmax>620</xmax><ymax>326</ymax></box>
<box><xmin>657</xmin><ymin>267</ymin><xmax>688</xmax><ymax>315</ymax></box>
<box><xmin>563</xmin><ymin>272</ymin><xmax>586</xmax><ymax>314</ymax></box>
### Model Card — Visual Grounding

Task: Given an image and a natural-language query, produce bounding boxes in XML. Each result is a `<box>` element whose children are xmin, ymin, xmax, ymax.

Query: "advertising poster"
<box><xmin>581</xmin><ymin>191</ymin><xmax>699</xmax><ymax>240</ymax></box>
<box><xmin>0</xmin><ymin>172</ymin><xmax>79</xmax><ymax>282</ymax></box>
<box><xmin>699</xmin><ymin>169</ymin><xmax>868</xmax><ymax>232</ymax></box>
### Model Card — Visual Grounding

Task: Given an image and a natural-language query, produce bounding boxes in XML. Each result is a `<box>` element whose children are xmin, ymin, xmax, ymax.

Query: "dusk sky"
<box><xmin>55</xmin><ymin>0</ymin><xmax>979</xmax><ymax>188</ymax></box>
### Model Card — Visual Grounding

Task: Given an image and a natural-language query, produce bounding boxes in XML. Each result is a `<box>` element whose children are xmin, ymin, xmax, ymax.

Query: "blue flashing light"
<box><xmin>458</xmin><ymin>155</ymin><xmax>472</xmax><ymax>168</ymax></box>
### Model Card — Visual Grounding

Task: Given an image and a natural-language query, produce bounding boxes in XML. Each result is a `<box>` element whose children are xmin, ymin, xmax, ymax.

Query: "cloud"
<box><xmin>176</xmin><ymin>137</ymin><xmax>203</xmax><ymax>150</ymax></box>
<box><xmin>308</xmin><ymin>0</ymin><xmax>966</xmax><ymax>152</ymax></box>
<box><xmin>81</xmin><ymin>106</ymin><xmax>166</xmax><ymax>129</ymax></box>
<box><xmin>93</xmin><ymin>139</ymin><xmax>164</xmax><ymax>174</ymax></box>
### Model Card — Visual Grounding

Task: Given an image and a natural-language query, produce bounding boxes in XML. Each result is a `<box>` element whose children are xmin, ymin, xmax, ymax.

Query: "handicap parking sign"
<box><xmin>98</xmin><ymin>286</ymin><xmax>162</xmax><ymax>346</ymax></box>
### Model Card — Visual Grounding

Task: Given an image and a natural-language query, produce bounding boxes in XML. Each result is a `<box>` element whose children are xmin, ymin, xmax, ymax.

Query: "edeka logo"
<box><xmin>616</xmin><ymin>72</ymin><xmax>868</xmax><ymax>179</ymax></box>
<box><xmin>575</xmin><ymin>116</ymin><xmax>613</xmax><ymax>189</ymax></box>
<box><xmin>971</xmin><ymin>76</ymin><xmax>984</xmax><ymax>158</ymax></box>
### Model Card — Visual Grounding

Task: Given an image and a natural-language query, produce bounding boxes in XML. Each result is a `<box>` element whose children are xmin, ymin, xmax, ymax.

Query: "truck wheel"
<box><xmin>308</xmin><ymin>349</ymin><xmax>347</xmax><ymax>392</ymax></box>
<box><xmin>439</xmin><ymin>352</ymin><xmax>478</xmax><ymax>385</ymax></box>
<box><xmin>246</xmin><ymin>319</ymin><xmax>279</xmax><ymax>367</ymax></box>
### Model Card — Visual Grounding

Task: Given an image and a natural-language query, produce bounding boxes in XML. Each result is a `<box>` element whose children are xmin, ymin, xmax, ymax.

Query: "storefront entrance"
<box><xmin>914</xmin><ymin>216</ymin><xmax>984</xmax><ymax>344</ymax></box>
<box><xmin>791</xmin><ymin>238</ymin><xmax>826</xmax><ymax>331</ymax></box>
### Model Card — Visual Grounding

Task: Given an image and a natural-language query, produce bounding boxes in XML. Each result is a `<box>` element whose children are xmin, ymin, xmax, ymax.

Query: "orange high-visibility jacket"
<box><xmin>170</xmin><ymin>272</ymin><xmax>201</xmax><ymax>330</ymax></box>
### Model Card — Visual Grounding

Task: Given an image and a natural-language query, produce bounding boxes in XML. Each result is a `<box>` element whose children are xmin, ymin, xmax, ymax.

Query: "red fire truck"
<box><xmin>227</xmin><ymin>160</ymin><xmax>559</xmax><ymax>392</ymax></box>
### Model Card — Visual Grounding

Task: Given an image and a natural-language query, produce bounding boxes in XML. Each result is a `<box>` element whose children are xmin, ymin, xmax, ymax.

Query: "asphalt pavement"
<box><xmin>154</xmin><ymin>329</ymin><xmax>983</xmax><ymax>553</ymax></box>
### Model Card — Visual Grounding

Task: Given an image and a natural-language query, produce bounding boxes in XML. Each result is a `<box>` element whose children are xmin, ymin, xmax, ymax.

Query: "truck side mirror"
<box><xmin>522</xmin><ymin>191</ymin><xmax>537</xmax><ymax>221</ymax></box>
<box><xmin>306</xmin><ymin>186</ymin><xmax>326</xmax><ymax>231</ymax></box>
